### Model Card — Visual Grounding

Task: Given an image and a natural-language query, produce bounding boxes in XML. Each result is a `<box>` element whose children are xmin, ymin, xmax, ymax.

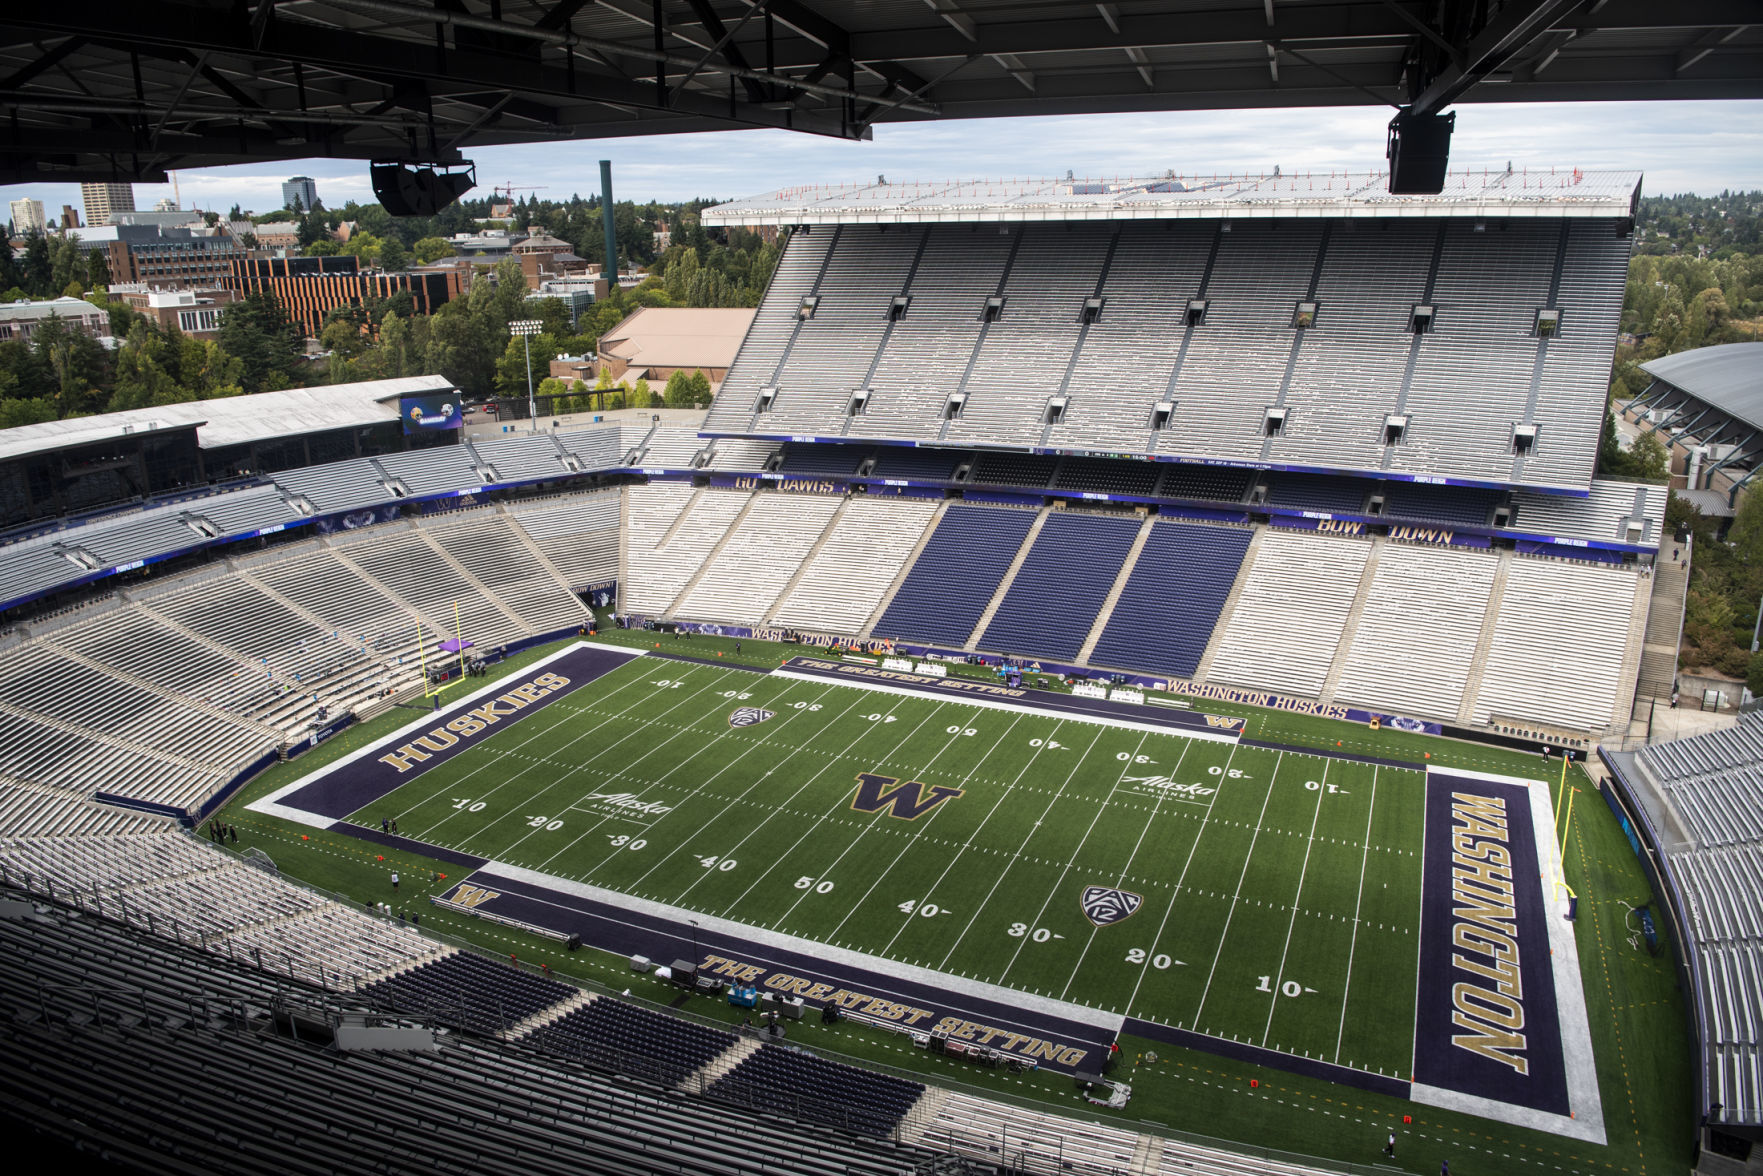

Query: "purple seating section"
<box><xmin>875</xmin><ymin>505</ymin><xmax>1036</xmax><ymax>645</ymax></box>
<box><xmin>876</xmin><ymin>504</ymin><xmax>1255</xmax><ymax>676</ymax></box>
<box><xmin>982</xmin><ymin>512</ymin><xmax>1142</xmax><ymax>661</ymax></box>
<box><xmin>1088</xmin><ymin>521</ymin><xmax>1255</xmax><ymax>679</ymax></box>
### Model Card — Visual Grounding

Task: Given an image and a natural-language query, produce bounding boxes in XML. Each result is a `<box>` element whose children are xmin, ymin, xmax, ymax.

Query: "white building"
<box><xmin>9</xmin><ymin>198</ymin><xmax>45</xmax><ymax>235</ymax></box>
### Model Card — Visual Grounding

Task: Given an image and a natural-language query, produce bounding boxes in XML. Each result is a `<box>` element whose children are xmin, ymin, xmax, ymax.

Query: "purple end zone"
<box><xmin>1414</xmin><ymin>771</ymin><xmax>1568</xmax><ymax>1115</ymax></box>
<box><xmin>447</xmin><ymin>868</ymin><xmax>1118</xmax><ymax>1075</ymax></box>
<box><xmin>279</xmin><ymin>644</ymin><xmax>640</xmax><ymax>822</ymax></box>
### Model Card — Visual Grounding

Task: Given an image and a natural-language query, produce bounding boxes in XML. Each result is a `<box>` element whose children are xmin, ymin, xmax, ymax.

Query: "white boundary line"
<box><xmin>475</xmin><ymin>859</ymin><xmax>1128</xmax><ymax>1035</ymax></box>
<box><xmin>1332</xmin><ymin>764</ymin><xmax>1378</xmax><ymax>1064</ymax></box>
<box><xmin>1407</xmin><ymin>765</ymin><xmax>1607</xmax><ymax>1145</ymax></box>
<box><xmin>769</xmin><ymin>669</ymin><xmax>1238</xmax><ymax>745</ymax></box>
<box><xmin>246</xmin><ymin>642</ymin><xmax>645</xmax><ymax>828</ymax></box>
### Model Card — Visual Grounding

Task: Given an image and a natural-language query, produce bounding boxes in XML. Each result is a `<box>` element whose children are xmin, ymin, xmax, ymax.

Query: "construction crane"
<box><xmin>492</xmin><ymin>183</ymin><xmax>546</xmax><ymax>204</ymax></box>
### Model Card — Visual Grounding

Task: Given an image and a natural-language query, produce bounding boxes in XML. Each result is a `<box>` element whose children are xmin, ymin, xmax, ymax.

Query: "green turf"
<box><xmin>215</xmin><ymin>636</ymin><xmax>1699</xmax><ymax>1176</ymax></box>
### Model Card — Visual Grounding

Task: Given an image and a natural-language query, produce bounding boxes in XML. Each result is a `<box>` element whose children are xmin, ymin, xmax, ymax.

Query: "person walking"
<box><xmin>391</xmin><ymin>871</ymin><xmax>400</xmax><ymax>892</ymax></box>
<box><xmin>1383</xmin><ymin>1131</ymin><xmax>1396</xmax><ymax>1159</ymax></box>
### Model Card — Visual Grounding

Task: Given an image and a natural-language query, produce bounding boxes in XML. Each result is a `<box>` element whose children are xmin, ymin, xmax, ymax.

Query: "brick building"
<box><xmin>228</xmin><ymin>255</ymin><xmax>464</xmax><ymax>337</ymax></box>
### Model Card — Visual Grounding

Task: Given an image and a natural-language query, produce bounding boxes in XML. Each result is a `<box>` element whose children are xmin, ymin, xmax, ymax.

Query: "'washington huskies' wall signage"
<box><xmin>850</xmin><ymin>772</ymin><xmax>963</xmax><ymax>820</ymax></box>
<box><xmin>400</xmin><ymin>392</ymin><xmax>462</xmax><ymax>433</ymax></box>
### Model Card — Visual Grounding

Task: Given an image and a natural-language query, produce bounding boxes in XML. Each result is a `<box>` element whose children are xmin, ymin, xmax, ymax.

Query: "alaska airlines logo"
<box><xmin>583</xmin><ymin>792</ymin><xmax>673</xmax><ymax>815</ymax></box>
<box><xmin>730</xmin><ymin>707</ymin><xmax>775</xmax><ymax>728</ymax></box>
<box><xmin>1080</xmin><ymin>886</ymin><xmax>1143</xmax><ymax>926</ymax></box>
<box><xmin>1121</xmin><ymin>773</ymin><xmax>1216</xmax><ymax>797</ymax></box>
<box><xmin>447</xmin><ymin>883</ymin><xmax>501</xmax><ymax>908</ymax></box>
<box><xmin>850</xmin><ymin>772</ymin><xmax>963</xmax><ymax>821</ymax></box>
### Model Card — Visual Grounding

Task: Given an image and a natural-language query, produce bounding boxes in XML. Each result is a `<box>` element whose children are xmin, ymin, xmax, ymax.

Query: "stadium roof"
<box><xmin>0</xmin><ymin>2</ymin><xmax>1757</xmax><ymax>183</ymax></box>
<box><xmin>704</xmin><ymin>167</ymin><xmax>1644</xmax><ymax>226</ymax></box>
<box><xmin>0</xmin><ymin>374</ymin><xmax>456</xmax><ymax>463</ymax></box>
<box><xmin>1642</xmin><ymin>342</ymin><xmax>1763</xmax><ymax>430</ymax></box>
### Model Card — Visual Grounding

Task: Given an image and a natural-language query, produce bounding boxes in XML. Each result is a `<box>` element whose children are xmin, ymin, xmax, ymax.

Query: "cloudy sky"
<box><xmin>6</xmin><ymin>100</ymin><xmax>1761</xmax><ymax>217</ymax></box>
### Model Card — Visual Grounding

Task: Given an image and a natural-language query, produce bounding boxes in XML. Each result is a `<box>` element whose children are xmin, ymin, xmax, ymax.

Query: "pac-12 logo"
<box><xmin>850</xmin><ymin>772</ymin><xmax>963</xmax><ymax>820</ymax></box>
<box><xmin>729</xmin><ymin>707</ymin><xmax>775</xmax><ymax>728</ymax></box>
<box><xmin>1080</xmin><ymin>885</ymin><xmax>1143</xmax><ymax>927</ymax></box>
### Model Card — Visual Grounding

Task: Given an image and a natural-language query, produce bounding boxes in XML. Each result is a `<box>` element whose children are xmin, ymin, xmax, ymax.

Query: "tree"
<box><xmin>688</xmin><ymin>369</ymin><xmax>712</xmax><ymax>407</ymax></box>
<box><xmin>0</xmin><ymin>396</ymin><xmax>56</xmax><ymax>428</ymax></box>
<box><xmin>378</xmin><ymin>236</ymin><xmax>409</xmax><ymax>273</ymax></box>
<box><xmin>495</xmin><ymin>330</ymin><xmax>557</xmax><ymax>399</ymax></box>
<box><xmin>219</xmin><ymin>292</ymin><xmax>302</xmax><ymax>394</ymax></box>
<box><xmin>304</xmin><ymin>239</ymin><xmax>342</xmax><ymax>257</ymax></box>
<box><xmin>412</xmin><ymin>237</ymin><xmax>456</xmax><ymax>264</ymax></box>
<box><xmin>632</xmin><ymin>377</ymin><xmax>652</xmax><ymax>407</ymax></box>
<box><xmin>662</xmin><ymin>370</ymin><xmax>693</xmax><ymax>408</ymax></box>
<box><xmin>108</xmin><ymin>320</ymin><xmax>183</xmax><ymax>411</ymax></box>
<box><xmin>32</xmin><ymin>314</ymin><xmax>111</xmax><ymax>415</ymax></box>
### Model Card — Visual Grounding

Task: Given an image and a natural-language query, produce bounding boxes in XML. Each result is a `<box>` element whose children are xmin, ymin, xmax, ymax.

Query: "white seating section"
<box><xmin>1332</xmin><ymin>544</ymin><xmax>1498</xmax><ymax>719</ymax></box>
<box><xmin>621</xmin><ymin>485</ymin><xmax>752</xmax><ymax>614</ymax></box>
<box><xmin>420</xmin><ymin>514</ymin><xmax>591</xmax><ymax>634</ymax></box>
<box><xmin>1672</xmin><ymin>843</ymin><xmax>1763</xmax><ymax>1126</ymax></box>
<box><xmin>771</xmin><ymin>498</ymin><xmax>940</xmax><ymax>633</ymax></box>
<box><xmin>505</xmin><ymin>490</ymin><xmax>621</xmax><ymax>589</ymax></box>
<box><xmin>674</xmin><ymin>494</ymin><xmax>843</xmax><ymax>623</ymax></box>
<box><xmin>1207</xmin><ymin>530</ymin><xmax>1371</xmax><ymax>698</ymax></box>
<box><xmin>1511</xmin><ymin>478</ymin><xmax>1668</xmax><ymax>546</ymax></box>
<box><xmin>0</xmin><ymin>833</ymin><xmax>436</xmax><ymax>986</ymax></box>
<box><xmin>1473</xmin><ymin>558</ymin><xmax>1641</xmax><ymax>731</ymax></box>
<box><xmin>0</xmin><ymin>776</ymin><xmax>174</xmax><ymax>838</ymax></box>
<box><xmin>1642</xmin><ymin>713</ymin><xmax>1763</xmax><ymax>848</ymax></box>
<box><xmin>333</xmin><ymin>525</ymin><xmax>526</xmax><ymax>647</ymax></box>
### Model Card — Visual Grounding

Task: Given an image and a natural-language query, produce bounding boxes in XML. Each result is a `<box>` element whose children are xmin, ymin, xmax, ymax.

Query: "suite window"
<box><xmin>1080</xmin><ymin>297</ymin><xmax>1105</xmax><ymax>324</ymax></box>
<box><xmin>889</xmin><ymin>295</ymin><xmax>910</xmax><ymax>321</ymax></box>
<box><xmin>1292</xmin><ymin>300</ymin><xmax>1318</xmax><ymax>330</ymax></box>
<box><xmin>1185</xmin><ymin>299</ymin><xmax>1209</xmax><ymax>327</ymax></box>
<box><xmin>1264</xmin><ymin>407</ymin><xmax>1288</xmax><ymax>437</ymax></box>
<box><xmin>945</xmin><ymin>393</ymin><xmax>966</xmax><ymax>421</ymax></box>
<box><xmin>981</xmin><ymin>296</ymin><xmax>1005</xmax><ymax>322</ymax></box>
<box><xmin>1512</xmin><ymin>423</ymin><xmax>1538</xmax><ymax>456</ymax></box>
<box><xmin>1535</xmin><ymin>308</ymin><xmax>1561</xmax><ymax>338</ymax></box>
<box><xmin>1384</xmin><ymin>414</ymin><xmax>1409</xmax><ymax>445</ymax></box>
<box><xmin>1409</xmin><ymin>304</ymin><xmax>1435</xmax><ymax>334</ymax></box>
<box><xmin>1150</xmin><ymin>401</ymin><xmax>1175</xmax><ymax>431</ymax></box>
<box><xmin>755</xmin><ymin>387</ymin><xmax>777</xmax><ymax>413</ymax></box>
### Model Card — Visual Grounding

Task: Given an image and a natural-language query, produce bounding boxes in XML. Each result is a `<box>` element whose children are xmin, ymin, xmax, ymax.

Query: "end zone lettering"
<box><xmin>698</xmin><ymin>953</ymin><xmax>1089</xmax><ymax>1068</ymax></box>
<box><xmin>378</xmin><ymin>672</ymin><xmax>573</xmax><ymax>772</ymax></box>
<box><xmin>1448</xmin><ymin>791</ymin><xmax>1529</xmax><ymax>1075</ymax></box>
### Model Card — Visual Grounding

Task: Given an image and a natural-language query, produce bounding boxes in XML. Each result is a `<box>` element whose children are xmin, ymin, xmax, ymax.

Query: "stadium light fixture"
<box><xmin>509</xmin><ymin>318</ymin><xmax>543</xmax><ymax>433</ymax></box>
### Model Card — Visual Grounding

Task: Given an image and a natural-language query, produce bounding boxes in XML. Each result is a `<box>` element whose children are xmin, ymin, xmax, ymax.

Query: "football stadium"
<box><xmin>3</xmin><ymin>4</ymin><xmax>1762</xmax><ymax>1176</ymax></box>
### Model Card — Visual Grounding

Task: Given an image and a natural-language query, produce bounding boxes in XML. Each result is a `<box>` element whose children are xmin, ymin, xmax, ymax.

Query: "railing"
<box><xmin>0</xmin><ymin>833</ymin><xmax>1377</xmax><ymax>1176</ymax></box>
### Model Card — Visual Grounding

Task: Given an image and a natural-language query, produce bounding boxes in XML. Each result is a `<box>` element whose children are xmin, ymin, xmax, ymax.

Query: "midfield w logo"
<box><xmin>849</xmin><ymin>772</ymin><xmax>963</xmax><ymax>821</ymax></box>
<box><xmin>447</xmin><ymin>883</ymin><xmax>501</xmax><ymax>908</ymax></box>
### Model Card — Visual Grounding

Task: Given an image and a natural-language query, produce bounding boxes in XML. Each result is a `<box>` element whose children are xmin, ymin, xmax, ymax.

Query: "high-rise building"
<box><xmin>153</xmin><ymin>197</ymin><xmax>178</xmax><ymax>212</ymax></box>
<box><xmin>8</xmin><ymin>198</ymin><xmax>45</xmax><ymax>235</ymax></box>
<box><xmin>282</xmin><ymin>176</ymin><xmax>320</xmax><ymax>213</ymax></box>
<box><xmin>80</xmin><ymin>182</ymin><xmax>135</xmax><ymax>227</ymax></box>
<box><xmin>61</xmin><ymin>206</ymin><xmax>81</xmax><ymax>230</ymax></box>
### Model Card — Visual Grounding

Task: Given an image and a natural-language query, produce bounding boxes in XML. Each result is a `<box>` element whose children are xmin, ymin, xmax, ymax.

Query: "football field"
<box><xmin>348</xmin><ymin>649</ymin><xmax>1433</xmax><ymax>1082</ymax></box>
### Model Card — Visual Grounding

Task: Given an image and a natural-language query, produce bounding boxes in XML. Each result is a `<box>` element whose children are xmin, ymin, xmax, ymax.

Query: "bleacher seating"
<box><xmin>472</xmin><ymin>432</ymin><xmax>579</xmax><ymax>484</ymax></box>
<box><xmin>1510</xmin><ymin>479</ymin><xmax>1668</xmax><ymax>546</ymax></box>
<box><xmin>674</xmin><ymin>493</ymin><xmax>843</xmax><ymax>622</ymax></box>
<box><xmin>362</xmin><ymin>950</ymin><xmax>572</xmax><ymax>1036</ymax></box>
<box><xmin>704</xmin><ymin>217</ymin><xmax>1628</xmax><ymax>494</ymax></box>
<box><xmin>1265</xmin><ymin>474</ymin><xmax>1368</xmax><ymax>515</ymax></box>
<box><xmin>533</xmin><ymin>996</ymin><xmax>735</xmax><ymax>1086</ymax></box>
<box><xmin>869</xmin><ymin>447</ymin><xmax>968</xmax><ymax>481</ymax></box>
<box><xmin>1160</xmin><ymin>464</ymin><xmax>1253</xmax><ymax>503</ymax></box>
<box><xmin>1382</xmin><ymin>481</ymin><xmax>1501</xmax><ymax>527</ymax></box>
<box><xmin>419</xmin><ymin>512</ymin><xmax>590</xmax><ymax>634</ymax></box>
<box><xmin>621</xmin><ymin>485</ymin><xmax>752</xmax><ymax>615</ymax></box>
<box><xmin>331</xmin><ymin>524</ymin><xmax>529</xmax><ymax>646</ymax></box>
<box><xmin>1206</xmin><ymin>529</ymin><xmax>1371</xmax><ymax>698</ymax></box>
<box><xmin>710</xmin><ymin>1044</ymin><xmax>924</xmax><ymax>1138</ymax></box>
<box><xmin>505</xmin><ymin>490</ymin><xmax>621</xmax><ymax>590</ymax></box>
<box><xmin>0</xmin><ymin>891</ymin><xmax>929</xmax><ymax>1176</ymax></box>
<box><xmin>1054</xmin><ymin>457</ymin><xmax>1159</xmax><ymax>497</ymax></box>
<box><xmin>771</xmin><ymin>497</ymin><xmax>940</xmax><ymax>634</ymax></box>
<box><xmin>971</xmin><ymin>451</ymin><xmax>1057</xmax><ymax>488</ymax></box>
<box><xmin>703</xmin><ymin>437</ymin><xmax>780</xmax><ymax>472</ymax></box>
<box><xmin>1089</xmin><ymin>520</ymin><xmax>1252</xmax><ymax>679</ymax></box>
<box><xmin>778</xmin><ymin>444</ymin><xmax>866</xmax><ymax>477</ymax></box>
<box><xmin>637</xmin><ymin>426</ymin><xmax>711</xmax><ymax>468</ymax></box>
<box><xmin>1331</xmin><ymin>544</ymin><xmax>1499</xmax><ymax>719</ymax></box>
<box><xmin>874</xmin><ymin>505</ymin><xmax>1037</xmax><ymax>646</ymax></box>
<box><xmin>980</xmin><ymin>511</ymin><xmax>1141</xmax><ymax>661</ymax></box>
<box><xmin>1472</xmin><ymin>558</ymin><xmax>1641</xmax><ymax>732</ymax></box>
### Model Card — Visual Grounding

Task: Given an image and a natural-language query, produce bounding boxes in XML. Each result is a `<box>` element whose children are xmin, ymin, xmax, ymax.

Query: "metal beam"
<box><xmin>1408</xmin><ymin>0</ymin><xmax>1587</xmax><ymax>115</ymax></box>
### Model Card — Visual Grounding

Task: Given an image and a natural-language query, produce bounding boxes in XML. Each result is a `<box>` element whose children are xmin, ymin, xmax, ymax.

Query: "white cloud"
<box><xmin>5</xmin><ymin>100</ymin><xmax>1759</xmax><ymax>216</ymax></box>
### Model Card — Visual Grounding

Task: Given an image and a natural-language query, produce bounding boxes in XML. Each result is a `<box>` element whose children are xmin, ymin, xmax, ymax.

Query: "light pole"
<box><xmin>509</xmin><ymin>318</ymin><xmax>542</xmax><ymax>432</ymax></box>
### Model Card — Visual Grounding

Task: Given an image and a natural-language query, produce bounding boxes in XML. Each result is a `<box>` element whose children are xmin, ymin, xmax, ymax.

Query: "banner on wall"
<box><xmin>316</xmin><ymin>505</ymin><xmax>401</xmax><ymax>533</ymax></box>
<box><xmin>401</xmin><ymin>393</ymin><xmax>462</xmax><ymax>433</ymax></box>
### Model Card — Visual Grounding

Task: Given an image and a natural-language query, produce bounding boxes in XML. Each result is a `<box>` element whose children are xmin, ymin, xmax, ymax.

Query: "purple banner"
<box><xmin>1414</xmin><ymin>772</ymin><xmax>1568</xmax><ymax>1115</ymax></box>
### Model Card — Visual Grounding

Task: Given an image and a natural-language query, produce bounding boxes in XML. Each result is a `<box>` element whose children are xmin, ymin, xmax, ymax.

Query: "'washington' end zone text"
<box><xmin>1448</xmin><ymin>791</ymin><xmax>1529</xmax><ymax>1074</ymax></box>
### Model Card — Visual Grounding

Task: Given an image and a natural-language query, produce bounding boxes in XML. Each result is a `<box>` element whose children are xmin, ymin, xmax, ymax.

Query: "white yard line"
<box><xmin>761</xmin><ymin>706</ymin><xmax>987</xmax><ymax>930</ymax></box>
<box><xmin>1121</xmin><ymin>744</ymin><xmax>1240</xmax><ymax>1019</ymax></box>
<box><xmin>828</xmin><ymin>714</ymin><xmax>1025</xmax><ymax>943</ymax></box>
<box><xmin>1189</xmin><ymin>750</ymin><xmax>1282</xmax><ymax>1029</ymax></box>
<box><xmin>424</xmin><ymin>662</ymin><xmax>742</xmax><ymax>846</ymax></box>
<box><xmin>1259</xmin><ymin>760</ymin><xmax>1328</xmax><ymax>1045</ymax></box>
<box><xmin>699</xmin><ymin>702</ymin><xmax>952</xmax><ymax>913</ymax></box>
<box><xmin>533</xmin><ymin>677</ymin><xmax>846</xmax><ymax>874</ymax></box>
<box><xmin>1332</xmin><ymin>765</ymin><xmax>1378</xmax><ymax>1065</ymax></box>
<box><xmin>935</xmin><ymin>725</ymin><xmax>1106</xmax><ymax>972</ymax></box>
<box><xmin>405</xmin><ymin>658</ymin><xmax>683</xmax><ymax>838</ymax></box>
<box><xmin>995</xmin><ymin>732</ymin><xmax>1149</xmax><ymax>987</ymax></box>
<box><xmin>1057</xmin><ymin>732</ymin><xmax>1178</xmax><ymax>1000</ymax></box>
